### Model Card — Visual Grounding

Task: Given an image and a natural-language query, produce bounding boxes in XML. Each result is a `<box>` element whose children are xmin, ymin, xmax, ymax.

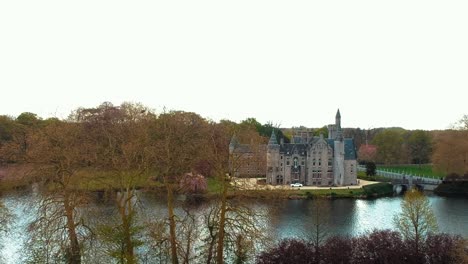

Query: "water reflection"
<box><xmin>1</xmin><ymin>191</ymin><xmax>467</xmax><ymax>263</ymax></box>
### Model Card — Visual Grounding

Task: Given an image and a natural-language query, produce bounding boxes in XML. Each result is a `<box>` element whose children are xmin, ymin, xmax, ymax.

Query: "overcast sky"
<box><xmin>1</xmin><ymin>1</ymin><xmax>467</xmax><ymax>130</ymax></box>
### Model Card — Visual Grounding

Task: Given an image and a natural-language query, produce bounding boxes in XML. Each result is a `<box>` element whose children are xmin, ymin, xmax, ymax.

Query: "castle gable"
<box><xmin>280</xmin><ymin>143</ymin><xmax>307</xmax><ymax>156</ymax></box>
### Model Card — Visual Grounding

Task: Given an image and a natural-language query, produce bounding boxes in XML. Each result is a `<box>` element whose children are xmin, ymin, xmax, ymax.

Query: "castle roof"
<box><xmin>277</xmin><ymin>137</ymin><xmax>357</xmax><ymax>160</ymax></box>
<box><xmin>232</xmin><ymin>144</ymin><xmax>267</xmax><ymax>154</ymax></box>
<box><xmin>268</xmin><ymin>130</ymin><xmax>278</xmax><ymax>145</ymax></box>
<box><xmin>326</xmin><ymin>138</ymin><xmax>357</xmax><ymax>160</ymax></box>
<box><xmin>279</xmin><ymin>143</ymin><xmax>308</xmax><ymax>155</ymax></box>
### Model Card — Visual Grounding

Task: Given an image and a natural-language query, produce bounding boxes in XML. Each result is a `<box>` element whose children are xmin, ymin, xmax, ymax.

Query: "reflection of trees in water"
<box><xmin>2</xmin><ymin>192</ymin><xmax>468</xmax><ymax>263</ymax></box>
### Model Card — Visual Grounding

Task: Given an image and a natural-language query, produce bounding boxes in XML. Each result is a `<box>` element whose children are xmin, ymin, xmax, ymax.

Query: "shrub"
<box><xmin>424</xmin><ymin>233</ymin><xmax>464</xmax><ymax>264</ymax></box>
<box><xmin>320</xmin><ymin>236</ymin><xmax>352</xmax><ymax>264</ymax></box>
<box><xmin>366</xmin><ymin>162</ymin><xmax>376</xmax><ymax>177</ymax></box>
<box><xmin>256</xmin><ymin>239</ymin><xmax>316</xmax><ymax>264</ymax></box>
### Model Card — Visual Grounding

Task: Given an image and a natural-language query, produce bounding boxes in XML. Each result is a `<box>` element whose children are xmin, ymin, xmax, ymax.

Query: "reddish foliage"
<box><xmin>257</xmin><ymin>231</ymin><xmax>466</xmax><ymax>264</ymax></box>
<box><xmin>320</xmin><ymin>236</ymin><xmax>352</xmax><ymax>264</ymax></box>
<box><xmin>424</xmin><ymin>233</ymin><xmax>464</xmax><ymax>264</ymax></box>
<box><xmin>179</xmin><ymin>172</ymin><xmax>207</xmax><ymax>194</ymax></box>
<box><xmin>352</xmin><ymin>230</ymin><xmax>408</xmax><ymax>264</ymax></box>
<box><xmin>256</xmin><ymin>239</ymin><xmax>317</xmax><ymax>264</ymax></box>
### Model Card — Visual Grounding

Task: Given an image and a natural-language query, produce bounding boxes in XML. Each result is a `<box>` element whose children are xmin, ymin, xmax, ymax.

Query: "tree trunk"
<box><xmin>167</xmin><ymin>184</ymin><xmax>179</xmax><ymax>264</ymax></box>
<box><xmin>64</xmin><ymin>194</ymin><xmax>81</xmax><ymax>264</ymax></box>
<box><xmin>216</xmin><ymin>178</ymin><xmax>228</xmax><ymax>264</ymax></box>
<box><xmin>206</xmin><ymin>237</ymin><xmax>215</xmax><ymax>264</ymax></box>
<box><xmin>119</xmin><ymin>190</ymin><xmax>135</xmax><ymax>264</ymax></box>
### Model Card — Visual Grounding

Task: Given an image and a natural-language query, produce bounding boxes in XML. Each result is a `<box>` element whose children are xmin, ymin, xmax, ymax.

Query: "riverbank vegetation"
<box><xmin>257</xmin><ymin>231</ymin><xmax>467</xmax><ymax>264</ymax></box>
<box><xmin>434</xmin><ymin>181</ymin><xmax>468</xmax><ymax>197</ymax></box>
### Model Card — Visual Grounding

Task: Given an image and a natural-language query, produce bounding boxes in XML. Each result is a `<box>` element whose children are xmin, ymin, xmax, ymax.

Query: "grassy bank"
<box><xmin>357</xmin><ymin>171</ymin><xmax>391</xmax><ymax>182</ymax></box>
<box><xmin>376</xmin><ymin>164</ymin><xmax>444</xmax><ymax>178</ymax></box>
<box><xmin>228</xmin><ymin>182</ymin><xmax>394</xmax><ymax>200</ymax></box>
<box><xmin>1</xmin><ymin>165</ymin><xmax>394</xmax><ymax>200</ymax></box>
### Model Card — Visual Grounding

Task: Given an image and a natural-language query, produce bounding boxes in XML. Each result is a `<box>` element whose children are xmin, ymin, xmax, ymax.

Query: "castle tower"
<box><xmin>335</xmin><ymin>109</ymin><xmax>341</xmax><ymax>130</ymax></box>
<box><xmin>333</xmin><ymin>110</ymin><xmax>345</xmax><ymax>185</ymax></box>
<box><xmin>328</xmin><ymin>109</ymin><xmax>342</xmax><ymax>139</ymax></box>
<box><xmin>266</xmin><ymin>130</ymin><xmax>280</xmax><ymax>185</ymax></box>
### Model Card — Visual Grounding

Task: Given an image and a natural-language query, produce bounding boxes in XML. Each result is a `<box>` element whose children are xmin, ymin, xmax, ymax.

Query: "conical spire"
<box><xmin>268</xmin><ymin>129</ymin><xmax>278</xmax><ymax>145</ymax></box>
<box><xmin>335</xmin><ymin>108</ymin><xmax>342</xmax><ymax>130</ymax></box>
<box><xmin>229</xmin><ymin>134</ymin><xmax>239</xmax><ymax>148</ymax></box>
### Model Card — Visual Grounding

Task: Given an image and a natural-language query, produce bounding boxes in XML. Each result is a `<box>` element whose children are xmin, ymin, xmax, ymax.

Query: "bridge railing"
<box><xmin>357</xmin><ymin>165</ymin><xmax>441</xmax><ymax>185</ymax></box>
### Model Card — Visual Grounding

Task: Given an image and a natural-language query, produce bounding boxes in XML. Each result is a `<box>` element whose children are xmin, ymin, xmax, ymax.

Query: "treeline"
<box><xmin>354</xmin><ymin>127</ymin><xmax>433</xmax><ymax>165</ymax></box>
<box><xmin>1</xmin><ymin>105</ymin><xmax>467</xmax><ymax>176</ymax></box>
<box><xmin>0</xmin><ymin>103</ymin><xmax>286</xmax><ymax>168</ymax></box>
<box><xmin>345</xmin><ymin>121</ymin><xmax>468</xmax><ymax>176</ymax></box>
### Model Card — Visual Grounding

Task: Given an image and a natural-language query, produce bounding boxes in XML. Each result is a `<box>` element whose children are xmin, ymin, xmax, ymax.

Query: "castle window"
<box><xmin>281</xmin><ymin>156</ymin><xmax>283</xmax><ymax>159</ymax></box>
<box><xmin>287</xmin><ymin>161</ymin><xmax>290</xmax><ymax>166</ymax></box>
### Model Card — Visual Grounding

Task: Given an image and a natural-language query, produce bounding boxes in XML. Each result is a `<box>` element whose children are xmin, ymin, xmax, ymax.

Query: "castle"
<box><xmin>229</xmin><ymin>110</ymin><xmax>358</xmax><ymax>186</ymax></box>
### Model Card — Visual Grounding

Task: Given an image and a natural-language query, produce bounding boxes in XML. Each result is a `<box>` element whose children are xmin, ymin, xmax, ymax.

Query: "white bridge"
<box><xmin>357</xmin><ymin>165</ymin><xmax>442</xmax><ymax>192</ymax></box>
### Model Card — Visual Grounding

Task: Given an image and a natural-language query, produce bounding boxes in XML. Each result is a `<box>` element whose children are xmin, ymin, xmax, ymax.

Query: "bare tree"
<box><xmin>75</xmin><ymin>102</ymin><xmax>153</xmax><ymax>263</ymax></box>
<box><xmin>199</xmin><ymin>122</ymin><xmax>267</xmax><ymax>264</ymax></box>
<box><xmin>309</xmin><ymin>196</ymin><xmax>331</xmax><ymax>257</ymax></box>
<box><xmin>150</xmin><ymin>110</ymin><xmax>211</xmax><ymax>264</ymax></box>
<box><xmin>25</xmin><ymin>121</ymin><xmax>91</xmax><ymax>264</ymax></box>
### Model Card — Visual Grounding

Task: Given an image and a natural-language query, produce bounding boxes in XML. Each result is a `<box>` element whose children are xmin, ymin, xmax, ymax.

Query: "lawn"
<box><xmin>376</xmin><ymin>164</ymin><xmax>444</xmax><ymax>179</ymax></box>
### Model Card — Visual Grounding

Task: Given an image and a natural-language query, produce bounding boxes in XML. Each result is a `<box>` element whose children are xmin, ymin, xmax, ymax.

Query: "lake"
<box><xmin>1</xmin><ymin>191</ymin><xmax>467</xmax><ymax>263</ymax></box>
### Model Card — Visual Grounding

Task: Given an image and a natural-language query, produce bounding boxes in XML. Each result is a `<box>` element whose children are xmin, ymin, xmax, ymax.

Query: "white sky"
<box><xmin>1</xmin><ymin>1</ymin><xmax>467</xmax><ymax>130</ymax></box>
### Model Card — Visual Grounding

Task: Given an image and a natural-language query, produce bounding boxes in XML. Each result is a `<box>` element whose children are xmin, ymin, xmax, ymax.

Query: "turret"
<box><xmin>268</xmin><ymin>130</ymin><xmax>278</xmax><ymax>146</ymax></box>
<box><xmin>266</xmin><ymin>130</ymin><xmax>280</xmax><ymax>185</ymax></box>
<box><xmin>229</xmin><ymin>135</ymin><xmax>238</xmax><ymax>153</ymax></box>
<box><xmin>335</xmin><ymin>109</ymin><xmax>341</xmax><ymax>130</ymax></box>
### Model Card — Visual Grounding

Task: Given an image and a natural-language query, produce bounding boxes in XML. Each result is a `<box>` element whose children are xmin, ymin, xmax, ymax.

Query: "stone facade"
<box><xmin>229</xmin><ymin>137</ymin><xmax>267</xmax><ymax>177</ymax></box>
<box><xmin>229</xmin><ymin>110</ymin><xmax>357</xmax><ymax>186</ymax></box>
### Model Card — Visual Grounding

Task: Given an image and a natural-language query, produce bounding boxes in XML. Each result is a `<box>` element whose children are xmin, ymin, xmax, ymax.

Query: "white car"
<box><xmin>290</xmin><ymin>183</ymin><xmax>303</xmax><ymax>187</ymax></box>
